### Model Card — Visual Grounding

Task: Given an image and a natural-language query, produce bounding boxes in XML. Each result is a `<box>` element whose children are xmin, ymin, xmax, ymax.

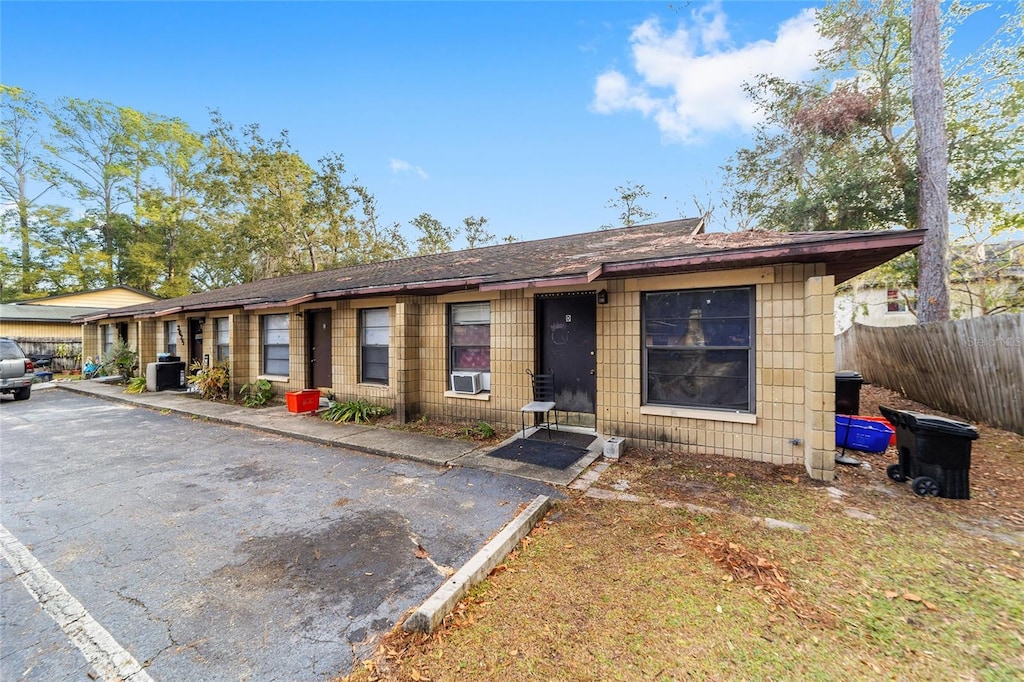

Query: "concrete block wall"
<box><xmin>76</xmin><ymin>261</ymin><xmax>837</xmax><ymax>479</ymax></box>
<box><xmin>591</xmin><ymin>264</ymin><xmax>836</xmax><ymax>480</ymax></box>
<box><xmin>414</xmin><ymin>290</ymin><xmax>535</xmax><ymax>429</ymax></box>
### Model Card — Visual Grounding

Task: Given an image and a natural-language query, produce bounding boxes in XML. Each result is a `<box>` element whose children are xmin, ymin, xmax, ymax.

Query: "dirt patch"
<box><xmin>379</xmin><ymin>415</ymin><xmax>515</xmax><ymax>446</ymax></box>
<box><xmin>857</xmin><ymin>384</ymin><xmax>1024</xmax><ymax>529</ymax></box>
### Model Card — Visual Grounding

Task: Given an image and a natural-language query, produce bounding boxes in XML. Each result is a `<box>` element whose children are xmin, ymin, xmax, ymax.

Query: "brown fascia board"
<box><xmin>594</xmin><ymin>230</ymin><xmax>926</xmax><ymax>285</ymax></box>
<box><xmin>479</xmin><ymin>274</ymin><xmax>595</xmax><ymax>292</ymax></box>
<box><xmin>309</xmin><ymin>276</ymin><xmax>490</xmax><ymax>301</ymax></box>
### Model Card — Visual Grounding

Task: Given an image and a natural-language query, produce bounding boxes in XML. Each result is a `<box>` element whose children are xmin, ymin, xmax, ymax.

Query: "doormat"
<box><xmin>528</xmin><ymin>429</ymin><xmax>597</xmax><ymax>449</ymax></box>
<box><xmin>487</xmin><ymin>437</ymin><xmax>590</xmax><ymax>470</ymax></box>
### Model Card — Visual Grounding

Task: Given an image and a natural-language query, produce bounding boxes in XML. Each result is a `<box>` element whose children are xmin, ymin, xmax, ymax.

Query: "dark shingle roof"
<box><xmin>1</xmin><ymin>304</ymin><xmax>109</xmax><ymax>323</ymax></box>
<box><xmin>78</xmin><ymin>219</ymin><xmax>925</xmax><ymax>322</ymax></box>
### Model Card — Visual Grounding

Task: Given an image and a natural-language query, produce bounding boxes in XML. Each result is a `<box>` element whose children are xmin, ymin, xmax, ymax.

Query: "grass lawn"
<box><xmin>342</xmin><ymin>385</ymin><xmax>1023</xmax><ymax>681</ymax></box>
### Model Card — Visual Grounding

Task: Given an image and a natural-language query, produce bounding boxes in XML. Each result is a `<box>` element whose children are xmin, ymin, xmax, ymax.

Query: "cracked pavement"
<box><xmin>1</xmin><ymin>389</ymin><xmax>556</xmax><ymax>680</ymax></box>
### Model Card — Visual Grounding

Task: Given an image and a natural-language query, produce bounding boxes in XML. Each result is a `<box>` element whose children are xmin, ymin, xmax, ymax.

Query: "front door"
<box><xmin>307</xmin><ymin>309</ymin><xmax>332</xmax><ymax>389</ymax></box>
<box><xmin>188</xmin><ymin>318</ymin><xmax>204</xmax><ymax>370</ymax></box>
<box><xmin>537</xmin><ymin>294</ymin><xmax>597</xmax><ymax>426</ymax></box>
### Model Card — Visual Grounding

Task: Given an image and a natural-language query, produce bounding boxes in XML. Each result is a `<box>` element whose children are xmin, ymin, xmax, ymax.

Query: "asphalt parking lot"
<box><xmin>0</xmin><ymin>389</ymin><xmax>555</xmax><ymax>680</ymax></box>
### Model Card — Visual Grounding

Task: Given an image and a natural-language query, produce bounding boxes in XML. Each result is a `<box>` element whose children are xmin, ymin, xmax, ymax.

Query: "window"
<box><xmin>165</xmin><ymin>321</ymin><xmax>178</xmax><ymax>356</ymax></box>
<box><xmin>886</xmin><ymin>288</ymin><xmax>908</xmax><ymax>313</ymax></box>
<box><xmin>261</xmin><ymin>314</ymin><xmax>289</xmax><ymax>376</ymax></box>
<box><xmin>643</xmin><ymin>287</ymin><xmax>754</xmax><ymax>412</ymax></box>
<box><xmin>102</xmin><ymin>324</ymin><xmax>116</xmax><ymax>356</ymax></box>
<box><xmin>360</xmin><ymin>308</ymin><xmax>389</xmax><ymax>384</ymax></box>
<box><xmin>215</xmin><ymin>317</ymin><xmax>230</xmax><ymax>362</ymax></box>
<box><xmin>449</xmin><ymin>302</ymin><xmax>491</xmax><ymax>380</ymax></box>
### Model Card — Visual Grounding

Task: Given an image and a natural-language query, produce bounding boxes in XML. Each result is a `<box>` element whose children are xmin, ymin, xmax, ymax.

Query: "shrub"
<box><xmin>465</xmin><ymin>421</ymin><xmax>496</xmax><ymax>440</ymax></box>
<box><xmin>99</xmin><ymin>340</ymin><xmax>138</xmax><ymax>379</ymax></box>
<box><xmin>187</xmin><ymin>361</ymin><xmax>230</xmax><ymax>400</ymax></box>
<box><xmin>321</xmin><ymin>399</ymin><xmax>391</xmax><ymax>424</ymax></box>
<box><xmin>124</xmin><ymin>376</ymin><xmax>148</xmax><ymax>394</ymax></box>
<box><xmin>239</xmin><ymin>379</ymin><xmax>274</xmax><ymax>407</ymax></box>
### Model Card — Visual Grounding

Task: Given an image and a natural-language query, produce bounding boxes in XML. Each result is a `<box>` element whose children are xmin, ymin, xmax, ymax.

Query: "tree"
<box><xmin>462</xmin><ymin>215</ymin><xmax>495</xmax><ymax>248</ymax></box>
<box><xmin>912</xmin><ymin>0</ymin><xmax>950</xmax><ymax>323</ymax></box>
<box><xmin>411</xmin><ymin>213</ymin><xmax>458</xmax><ymax>255</ymax></box>
<box><xmin>204</xmin><ymin>112</ymin><xmax>398</xmax><ymax>284</ymax></box>
<box><xmin>724</xmin><ymin>0</ymin><xmax>1022</xmax><ymax>322</ymax></box>
<box><xmin>0</xmin><ymin>85</ymin><xmax>56</xmax><ymax>296</ymax></box>
<box><xmin>43</xmin><ymin>97</ymin><xmax>137</xmax><ymax>285</ymax></box>
<box><xmin>604</xmin><ymin>181</ymin><xmax>657</xmax><ymax>228</ymax></box>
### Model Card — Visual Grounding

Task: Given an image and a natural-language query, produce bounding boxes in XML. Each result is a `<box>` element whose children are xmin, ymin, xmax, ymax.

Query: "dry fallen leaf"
<box><xmin>884</xmin><ymin>590</ymin><xmax>899</xmax><ymax>600</ymax></box>
<box><xmin>415</xmin><ymin>545</ymin><xmax>429</xmax><ymax>559</ymax></box>
<box><xmin>902</xmin><ymin>592</ymin><xmax>922</xmax><ymax>603</ymax></box>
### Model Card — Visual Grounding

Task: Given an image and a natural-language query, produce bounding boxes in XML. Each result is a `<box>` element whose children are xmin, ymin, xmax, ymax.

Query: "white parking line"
<box><xmin>0</xmin><ymin>524</ymin><xmax>154</xmax><ymax>682</ymax></box>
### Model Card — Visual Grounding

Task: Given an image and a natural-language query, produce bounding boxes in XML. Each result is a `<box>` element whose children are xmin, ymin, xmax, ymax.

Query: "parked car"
<box><xmin>0</xmin><ymin>337</ymin><xmax>34</xmax><ymax>401</ymax></box>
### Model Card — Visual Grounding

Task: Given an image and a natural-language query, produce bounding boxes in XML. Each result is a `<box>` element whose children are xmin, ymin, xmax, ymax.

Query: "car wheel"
<box><xmin>13</xmin><ymin>385</ymin><xmax>30</xmax><ymax>401</ymax></box>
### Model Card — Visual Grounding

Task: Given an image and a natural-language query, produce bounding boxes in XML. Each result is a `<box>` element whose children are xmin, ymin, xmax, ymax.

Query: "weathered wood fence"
<box><xmin>835</xmin><ymin>315</ymin><xmax>1024</xmax><ymax>435</ymax></box>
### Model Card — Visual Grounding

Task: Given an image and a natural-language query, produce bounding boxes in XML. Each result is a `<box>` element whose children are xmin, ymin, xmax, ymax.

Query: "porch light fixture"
<box><xmin>596</xmin><ymin>289</ymin><xmax>608</xmax><ymax>305</ymax></box>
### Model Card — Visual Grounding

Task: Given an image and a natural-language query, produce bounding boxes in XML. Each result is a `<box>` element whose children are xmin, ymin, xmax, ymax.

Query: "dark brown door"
<box><xmin>538</xmin><ymin>294</ymin><xmax>597</xmax><ymax>416</ymax></box>
<box><xmin>188</xmin><ymin>318</ymin><xmax>204</xmax><ymax>369</ymax></box>
<box><xmin>307</xmin><ymin>309</ymin><xmax>332</xmax><ymax>388</ymax></box>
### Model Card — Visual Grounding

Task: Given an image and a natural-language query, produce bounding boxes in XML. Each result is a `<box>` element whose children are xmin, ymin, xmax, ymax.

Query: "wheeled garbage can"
<box><xmin>835</xmin><ymin>371</ymin><xmax>864</xmax><ymax>415</ymax></box>
<box><xmin>880</xmin><ymin>405</ymin><xmax>979</xmax><ymax>499</ymax></box>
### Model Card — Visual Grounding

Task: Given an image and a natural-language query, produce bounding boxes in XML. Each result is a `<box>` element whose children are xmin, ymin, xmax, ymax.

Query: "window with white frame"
<box><xmin>165</xmin><ymin>321</ymin><xmax>178</xmax><ymax>357</ymax></box>
<box><xmin>643</xmin><ymin>287</ymin><xmax>755</xmax><ymax>412</ymax></box>
<box><xmin>449</xmin><ymin>302</ymin><xmax>490</xmax><ymax>389</ymax></box>
<box><xmin>360</xmin><ymin>308</ymin><xmax>389</xmax><ymax>384</ymax></box>
<box><xmin>261</xmin><ymin>314</ymin><xmax>289</xmax><ymax>376</ymax></box>
<box><xmin>215</xmin><ymin>317</ymin><xmax>230</xmax><ymax>362</ymax></box>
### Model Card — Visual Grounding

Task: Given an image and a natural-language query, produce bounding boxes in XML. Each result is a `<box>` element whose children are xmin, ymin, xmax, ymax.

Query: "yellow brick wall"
<box><xmin>77</xmin><ymin>261</ymin><xmax>837</xmax><ymax>479</ymax></box>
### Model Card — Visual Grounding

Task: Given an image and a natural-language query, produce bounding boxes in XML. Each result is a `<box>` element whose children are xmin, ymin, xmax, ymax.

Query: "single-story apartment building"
<box><xmin>0</xmin><ymin>286</ymin><xmax>161</xmax><ymax>363</ymax></box>
<box><xmin>77</xmin><ymin>220</ymin><xmax>925</xmax><ymax>481</ymax></box>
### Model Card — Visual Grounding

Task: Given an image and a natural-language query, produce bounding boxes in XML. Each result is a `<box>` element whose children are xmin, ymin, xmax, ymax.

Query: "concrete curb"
<box><xmin>55</xmin><ymin>383</ymin><xmax>460</xmax><ymax>468</ymax></box>
<box><xmin>403</xmin><ymin>494</ymin><xmax>553</xmax><ymax>633</ymax></box>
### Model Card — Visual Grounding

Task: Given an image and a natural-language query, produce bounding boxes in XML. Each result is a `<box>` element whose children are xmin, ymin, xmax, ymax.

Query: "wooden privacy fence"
<box><xmin>835</xmin><ymin>315</ymin><xmax>1024</xmax><ymax>435</ymax></box>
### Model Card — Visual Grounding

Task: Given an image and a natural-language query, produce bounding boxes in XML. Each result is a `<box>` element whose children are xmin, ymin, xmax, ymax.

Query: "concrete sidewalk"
<box><xmin>53</xmin><ymin>380</ymin><xmax>605</xmax><ymax>486</ymax></box>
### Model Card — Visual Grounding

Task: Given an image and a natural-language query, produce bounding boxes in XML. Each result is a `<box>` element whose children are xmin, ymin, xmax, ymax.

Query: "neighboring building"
<box><xmin>0</xmin><ymin>286</ymin><xmax>162</xmax><ymax>358</ymax></box>
<box><xmin>835</xmin><ymin>239</ymin><xmax>1023</xmax><ymax>332</ymax></box>
<box><xmin>78</xmin><ymin>220</ymin><xmax>924</xmax><ymax>481</ymax></box>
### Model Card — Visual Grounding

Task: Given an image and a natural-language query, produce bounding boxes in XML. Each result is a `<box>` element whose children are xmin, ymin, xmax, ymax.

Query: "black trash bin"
<box><xmin>880</xmin><ymin>405</ymin><xmax>979</xmax><ymax>499</ymax></box>
<box><xmin>835</xmin><ymin>371</ymin><xmax>864</xmax><ymax>415</ymax></box>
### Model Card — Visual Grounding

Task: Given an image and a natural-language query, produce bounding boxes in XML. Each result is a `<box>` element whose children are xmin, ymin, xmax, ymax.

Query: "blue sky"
<box><xmin>0</xmin><ymin>1</ymin><xmax>1012</xmax><ymax>245</ymax></box>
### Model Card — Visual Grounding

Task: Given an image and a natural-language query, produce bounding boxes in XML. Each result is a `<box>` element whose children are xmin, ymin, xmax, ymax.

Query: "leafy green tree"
<box><xmin>42</xmin><ymin>97</ymin><xmax>136</xmax><ymax>284</ymax></box>
<box><xmin>0</xmin><ymin>85</ymin><xmax>57</xmax><ymax>296</ymax></box>
<box><xmin>604</xmin><ymin>181</ymin><xmax>657</xmax><ymax>228</ymax></box>
<box><xmin>411</xmin><ymin>212</ymin><xmax>458</xmax><ymax>255</ymax></box>
<box><xmin>462</xmin><ymin>215</ymin><xmax>495</xmax><ymax>248</ymax></box>
<box><xmin>724</xmin><ymin>0</ymin><xmax>1022</xmax><ymax>235</ymax></box>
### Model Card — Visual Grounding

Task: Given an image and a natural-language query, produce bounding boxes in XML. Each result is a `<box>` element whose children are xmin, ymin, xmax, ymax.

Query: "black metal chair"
<box><xmin>520</xmin><ymin>370</ymin><xmax>557</xmax><ymax>439</ymax></box>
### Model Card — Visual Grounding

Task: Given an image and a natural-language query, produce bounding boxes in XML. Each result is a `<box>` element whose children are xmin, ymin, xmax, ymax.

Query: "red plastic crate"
<box><xmin>286</xmin><ymin>389</ymin><xmax>320</xmax><ymax>413</ymax></box>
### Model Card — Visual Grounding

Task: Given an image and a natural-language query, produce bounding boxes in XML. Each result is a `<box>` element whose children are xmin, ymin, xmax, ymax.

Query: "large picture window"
<box><xmin>261</xmin><ymin>314</ymin><xmax>289</xmax><ymax>376</ymax></box>
<box><xmin>360</xmin><ymin>308</ymin><xmax>389</xmax><ymax>384</ymax></box>
<box><xmin>215</xmin><ymin>317</ymin><xmax>230</xmax><ymax>362</ymax></box>
<box><xmin>643</xmin><ymin>287</ymin><xmax>754</xmax><ymax>412</ymax></box>
<box><xmin>449</xmin><ymin>302</ymin><xmax>491</xmax><ymax>378</ymax></box>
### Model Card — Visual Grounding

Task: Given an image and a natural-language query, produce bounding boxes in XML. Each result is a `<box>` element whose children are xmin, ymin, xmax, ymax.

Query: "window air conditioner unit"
<box><xmin>450</xmin><ymin>371</ymin><xmax>483</xmax><ymax>394</ymax></box>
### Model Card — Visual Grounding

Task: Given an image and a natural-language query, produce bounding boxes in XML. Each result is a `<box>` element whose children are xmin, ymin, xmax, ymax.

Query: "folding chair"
<box><xmin>520</xmin><ymin>370</ymin><xmax>558</xmax><ymax>439</ymax></box>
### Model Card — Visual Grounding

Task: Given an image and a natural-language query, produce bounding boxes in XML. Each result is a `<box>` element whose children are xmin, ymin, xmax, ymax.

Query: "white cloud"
<box><xmin>591</xmin><ymin>2</ymin><xmax>830</xmax><ymax>144</ymax></box>
<box><xmin>389</xmin><ymin>158</ymin><xmax>428</xmax><ymax>180</ymax></box>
